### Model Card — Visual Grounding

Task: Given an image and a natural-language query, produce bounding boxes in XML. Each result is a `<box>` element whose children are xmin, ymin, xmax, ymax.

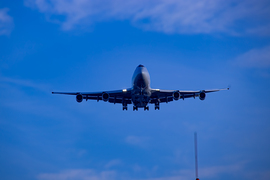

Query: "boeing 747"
<box><xmin>52</xmin><ymin>65</ymin><xmax>228</xmax><ymax>111</ymax></box>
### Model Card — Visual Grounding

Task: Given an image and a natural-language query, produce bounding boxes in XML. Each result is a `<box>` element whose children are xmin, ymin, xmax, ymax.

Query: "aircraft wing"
<box><xmin>52</xmin><ymin>88</ymin><xmax>132</xmax><ymax>104</ymax></box>
<box><xmin>149</xmin><ymin>88</ymin><xmax>229</xmax><ymax>103</ymax></box>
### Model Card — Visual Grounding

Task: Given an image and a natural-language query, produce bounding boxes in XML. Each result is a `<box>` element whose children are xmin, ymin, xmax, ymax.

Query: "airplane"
<box><xmin>52</xmin><ymin>64</ymin><xmax>229</xmax><ymax>111</ymax></box>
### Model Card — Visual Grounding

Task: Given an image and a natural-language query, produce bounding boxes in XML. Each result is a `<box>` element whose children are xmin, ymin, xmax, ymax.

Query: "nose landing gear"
<box><xmin>144</xmin><ymin>106</ymin><xmax>149</xmax><ymax>111</ymax></box>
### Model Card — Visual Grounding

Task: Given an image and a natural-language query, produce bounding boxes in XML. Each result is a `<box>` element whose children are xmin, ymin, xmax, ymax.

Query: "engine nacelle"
<box><xmin>199</xmin><ymin>92</ymin><xmax>206</xmax><ymax>100</ymax></box>
<box><xmin>173</xmin><ymin>91</ymin><xmax>181</xmax><ymax>100</ymax></box>
<box><xmin>76</xmin><ymin>94</ymin><xmax>83</xmax><ymax>103</ymax></box>
<box><xmin>102</xmin><ymin>92</ymin><xmax>109</xmax><ymax>102</ymax></box>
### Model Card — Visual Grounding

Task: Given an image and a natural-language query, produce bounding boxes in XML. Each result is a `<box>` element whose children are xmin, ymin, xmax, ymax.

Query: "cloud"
<box><xmin>125</xmin><ymin>135</ymin><xmax>150</xmax><ymax>147</ymax></box>
<box><xmin>37</xmin><ymin>169</ymin><xmax>117</xmax><ymax>180</ymax></box>
<box><xmin>36</xmin><ymin>162</ymin><xmax>269</xmax><ymax>180</ymax></box>
<box><xmin>0</xmin><ymin>8</ymin><xmax>13</xmax><ymax>35</ymax></box>
<box><xmin>245</xmin><ymin>170</ymin><xmax>270</xmax><ymax>179</ymax></box>
<box><xmin>25</xmin><ymin>0</ymin><xmax>270</xmax><ymax>35</ymax></box>
<box><xmin>0</xmin><ymin>76</ymin><xmax>50</xmax><ymax>92</ymax></box>
<box><xmin>199</xmin><ymin>163</ymin><xmax>242</xmax><ymax>177</ymax></box>
<box><xmin>235</xmin><ymin>46</ymin><xmax>270</xmax><ymax>68</ymax></box>
<box><xmin>104</xmin><ymin>159</ymin><xmax>122</xmax><ymax>169</ymax></box>
<box><xmin>143</xmin><ymin>163</ymin><xmax>243</xmax><ymax>180</ymax></box>
<box><xmin>0</xmin><ymin>76</ymin><xmax>80</xmax><ymax>120</ymax></box>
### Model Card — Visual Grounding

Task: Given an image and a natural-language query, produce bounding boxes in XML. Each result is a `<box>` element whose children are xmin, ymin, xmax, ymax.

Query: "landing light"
<box><xmin>122</xmin><ymin>89</ymin><xmax>127</xmax><ymax>92</ymax></box>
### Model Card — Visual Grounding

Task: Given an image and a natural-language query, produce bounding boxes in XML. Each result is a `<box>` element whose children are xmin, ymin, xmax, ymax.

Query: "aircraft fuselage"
<box><xmin>131</xmin><ymin>65</ymin><xmax>151</xmax><ymax>108</ymax></box>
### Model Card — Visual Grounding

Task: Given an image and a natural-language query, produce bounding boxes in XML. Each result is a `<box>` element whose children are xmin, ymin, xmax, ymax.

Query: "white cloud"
<box><xmin>0</xmin><ymin>8</ymin><xmax>13</xmax><ymax>35</ymax></box>
<box><xmin>0</xmin><ymin>76</ymin><xmax>81</xmax><ymax>120</ymax></box>
<box><xmin>104</xmin><ymin>159</ymin><xmax>122</xmax><ymax>169</ymax></box>
<box><xmin>25</xmin><ymin>0</ymin><xmax>270</xmax><ymax>35</ymax></box>
<box><xmin>0</xmin><ymin>76</ymin><xmax>50</xmax><ymax>92</ymax></box>
<box><xmin>125</xmin><ymin>135</ymin><xmax>150</xmax><ymax>147</ymax></box>
<box><xmin>37</xmin><ymin>169</ymin><xmax>117</xmax><ymax>180</ymax></box>
<box><xmin>143</xmin><ymin>163</ymin><xmax>243</xmax><ymax>180</ymax></box>
<box><xmin>235</xmin><ymin>46</ymin><xmax>270</xmax><ymax>68</ymax></box>
<box><xmin>199</xmin><ymin>163</ymin><xmax>242</xmax><ymax>177</ymax></box>
<box><xmin>36</xmin><ymin>162</ymin><xmax>269</xmax><ymax>180</ymax></box>
<box><xmin>245</xmin><ymin>170</ymin><xmax>270</xmax><ymax>179</ymax></box>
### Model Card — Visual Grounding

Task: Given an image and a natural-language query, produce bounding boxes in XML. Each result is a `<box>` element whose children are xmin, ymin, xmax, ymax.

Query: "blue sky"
<box><xmin>0</xmin><ymin>0</ymin><xmax>270</xmax><ymax>180</ymax></box>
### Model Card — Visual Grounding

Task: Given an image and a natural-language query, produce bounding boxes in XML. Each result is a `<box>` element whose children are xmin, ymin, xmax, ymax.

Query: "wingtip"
<box><xmin>52</xmin><ymin>92</ymin><xmax>54</xmax><ymax>94</ymax></box>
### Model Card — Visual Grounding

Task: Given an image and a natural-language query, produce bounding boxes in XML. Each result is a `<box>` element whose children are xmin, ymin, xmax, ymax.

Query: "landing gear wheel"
<box><xmin>123</xmin><ymin>106</ymin><xmax>127</xmax><ymax>111</ymax></box>
<box><xmin>144</xmin><ymin>106</ymin><xmax>149</xmax><ymax>111</ymax></box>
<box><xmin>133</xmin><ymin>106</ymin><xmax>138</xmax><ymax>111</ymax></box>
<box><xmin>155</xmin><ymin>102</ymin><xmax>160</xmax><ymax>110</ymax></box>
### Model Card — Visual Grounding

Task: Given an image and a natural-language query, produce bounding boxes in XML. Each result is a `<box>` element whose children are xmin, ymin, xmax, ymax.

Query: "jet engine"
<box><xmin>102</xmin><ymin>92</ymin><xmax>109</xmax><ymax>102</ymax></box>
<box><xmin>199</xmin><ymin>92</ymin><xmax>206</xmax><ymax>100</ymax></box>
<box><xmin>173</xmin><ymin>91</ymin><xmax>181</xmax><ymax>100</ymax></box>
<box><xmin>76</xmin><ymin>94</ymin><xmax>83</xmax><ymax>103</ymax></box>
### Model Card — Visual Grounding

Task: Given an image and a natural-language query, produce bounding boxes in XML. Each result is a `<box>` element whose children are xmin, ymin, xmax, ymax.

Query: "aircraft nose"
<box><xmin>138</xmin><ymin>64</ymin><xmax>144</xmax><ymax>67</ymax></box>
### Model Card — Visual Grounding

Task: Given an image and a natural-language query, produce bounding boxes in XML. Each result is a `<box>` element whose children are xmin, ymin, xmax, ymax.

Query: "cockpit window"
<box><xmin>138</xmin><ymin>64</ymin><xmax>144</xmax><ymax>67</ymax></box>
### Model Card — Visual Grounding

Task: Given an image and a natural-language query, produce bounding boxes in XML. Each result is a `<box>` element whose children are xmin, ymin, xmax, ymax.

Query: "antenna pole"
<box><xmin>194</xmin><ymin>132</ymin><xmax>199</xmax><ymax>180</ymax></box>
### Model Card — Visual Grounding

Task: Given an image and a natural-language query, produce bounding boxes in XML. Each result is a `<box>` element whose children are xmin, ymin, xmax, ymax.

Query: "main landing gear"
<box><xmin>132</xmin><ymin>106</ymin><xmax>149</xmax><ymax>111</ymax></box>
<box><xmin>144</xmin><ymin>106</ymin><xmax>149</xmax><ymax>111</ymax></box>
<box><xmin>124</xmin><ymin>105</ymin><xmax>152</xmax><ymax>111</ymax></box>
<box><xmin>133</xmin><ymin>106</ymin><xmax>138</xmax><ymax>111</ymax></box>
<box><xmin>155</xmin><ymin>102</ymin><xmax>160</xmax><ymax>110</ymax></box>
<box><xmin>122</xmin><ymin>102</ymin><xmax>128</xmax><ymax>111</ymax></box>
